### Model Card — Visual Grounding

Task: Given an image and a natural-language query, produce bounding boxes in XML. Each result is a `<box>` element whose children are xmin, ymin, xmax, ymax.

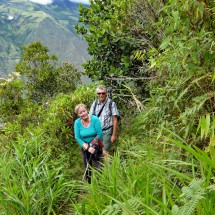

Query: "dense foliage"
<box><xmin>0</xmin><ymin>42</ymin><xmax>90</xmax><ymax>213</ymax></box>
<box><xmin>0</xmin><ymin>81</ymin><xmax>98</xmax><ymax>213</ymax></box>
<box><xmin>15</xmin><ymin>41</ymin><xmax>81</xmax><ymax>103</ymax></box>
<box><xmin>74</xmin><ymin>0</ymin><xmax>215</xmax><ymax>214</ymax></box>
<box><xmin>0</xmin><ymin>0</ymin><xmax>214</xmax><ymax>214</ymax></box>
<box><xmin>75</xmin><ymin>0</ymin><xmax>165</xmax><ymax>89</ymax></box>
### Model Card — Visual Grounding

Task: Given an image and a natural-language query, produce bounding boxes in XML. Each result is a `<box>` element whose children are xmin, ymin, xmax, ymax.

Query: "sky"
<box><xmin>68</xmin><ymin>0</ymin><xmax>89</xmax><ymax>4</ymax></box>
<box><xmin>29</xmin><ymin>0</ymin><xmax>90</xmax><ymax>5</ymax></box>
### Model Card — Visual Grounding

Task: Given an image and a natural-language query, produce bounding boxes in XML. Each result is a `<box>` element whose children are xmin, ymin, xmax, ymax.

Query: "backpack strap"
<box><xmin>93</xmin><ymin>99</ymin><xmax>108</xmax><ymax>118</ymax></box>
<box><xmin>109</xmin><ymin>99</ymin><xmax>120</xmax><ymax>121</ymax></box>
<box><xmin>97</xmin><ymin>99</ymin><xmax>108</xmax><ymax>117</ymax></box>
<box><xmin>109</xmin><ymin>99</ymin><xmax>113</xmax><ymax>116</ymax></box>
<box><xmin>93</xmin><ymin>100</ymin><xmax>98</xmax><ymax>116</ymax></box>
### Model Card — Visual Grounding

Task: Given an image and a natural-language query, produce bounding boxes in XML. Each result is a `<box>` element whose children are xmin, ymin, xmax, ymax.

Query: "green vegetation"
<box><xmin>0</xmin><ymin>69</ymin><xmax>96</xmax><ymax>212</ymax></box>
<box><xmin>15</xmin><ymin>41</ymin><xmax>81</xmax><ymax>103</ymax></box>
<box><xmin>0</xmin><ymin>0</ymin><xmax>214</xmax><ymax>214</ymax></box>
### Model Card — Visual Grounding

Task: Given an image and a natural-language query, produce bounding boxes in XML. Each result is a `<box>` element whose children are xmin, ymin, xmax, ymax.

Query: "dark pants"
<box><xmin>82</xmin><ymin>149</ymin><xmax>102</xmax><ymax>183</ymax></box>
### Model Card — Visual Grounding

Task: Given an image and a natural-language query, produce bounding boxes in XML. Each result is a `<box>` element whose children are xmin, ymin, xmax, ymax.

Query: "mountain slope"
<box><xmin>0</xmin><ymin>0</ymin><xmax>90</xmax><ymax>77</ymax></box>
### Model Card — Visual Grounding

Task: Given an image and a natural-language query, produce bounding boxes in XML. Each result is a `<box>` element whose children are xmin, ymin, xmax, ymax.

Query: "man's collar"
<box><xmin>98</xmin><ymin>97</ymin><xmax>108</xmax><ymax>105</ymax></box>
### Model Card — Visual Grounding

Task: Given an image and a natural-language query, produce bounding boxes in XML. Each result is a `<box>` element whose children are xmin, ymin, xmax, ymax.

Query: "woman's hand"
<box><xmin>83</xmin><ymin>143</ymin><xmax>95</xmax><ymax>154</ymax></box>
<box><xmin>88</xmin><ymin>146</ymin><xmax>95</xmax><ymax>154</ymax></box>
<box><xmin>83</xmin><ymin>143</ymin><xmax>89</xmax><ymax>150</ymax></box>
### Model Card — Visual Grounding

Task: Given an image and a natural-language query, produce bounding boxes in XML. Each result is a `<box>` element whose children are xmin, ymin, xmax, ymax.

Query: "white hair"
<box><xmin>96</xmin><ymin>85</ymin><xmax>107</xmax><ymax>93</ymax></box>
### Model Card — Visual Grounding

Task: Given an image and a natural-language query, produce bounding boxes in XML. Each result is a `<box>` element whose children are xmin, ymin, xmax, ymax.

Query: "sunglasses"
<box><xmin>97</xmin><ymin>92</ymin><xmax>106</xmax><ymax>95</ymax></box>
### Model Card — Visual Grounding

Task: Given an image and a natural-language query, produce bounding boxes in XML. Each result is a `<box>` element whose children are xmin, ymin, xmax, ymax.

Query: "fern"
<box><xmin>180</xmin><ymin>94</ymin><xmax>209</xmax><ymax>119</ymax></box>
<box><xmin>101</xmin><ymin>197</ymin><xmax>145</xmax><ymax>215</ymax></box>
<box><xmin>172</xmin><ymin>178</ymin><xmax>206</xmax><ymax>215</ymax></box>
<box><xmin>101</xmin><ymin>203</ymin><xmax>121</xmax><ymax>215</ymax></box>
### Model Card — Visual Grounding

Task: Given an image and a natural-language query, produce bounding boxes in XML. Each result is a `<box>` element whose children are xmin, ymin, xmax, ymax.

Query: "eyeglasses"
<box><xmin>97</xmin><ymin>92</ymin><xmax>106</xmax><ymax>95</ymax></box>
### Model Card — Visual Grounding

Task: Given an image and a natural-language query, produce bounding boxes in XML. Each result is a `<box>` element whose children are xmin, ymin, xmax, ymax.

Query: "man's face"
<box><xmin>97</xmin><ymin>89</ymin><xmax>107</xmax><ymax>103</ymax></box>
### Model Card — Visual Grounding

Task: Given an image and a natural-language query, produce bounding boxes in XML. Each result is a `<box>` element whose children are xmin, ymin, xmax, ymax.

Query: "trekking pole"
<box><xmin>82</xmin><ymin>153</ymin><xmax>92</xmax><ymax>182</ymax></box>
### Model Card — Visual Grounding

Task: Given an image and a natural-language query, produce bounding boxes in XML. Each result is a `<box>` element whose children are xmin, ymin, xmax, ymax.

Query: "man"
<box><xmin>89</xmin><ymin>85</ymin><xmax>119</xmax><ymax>156</ymax></box>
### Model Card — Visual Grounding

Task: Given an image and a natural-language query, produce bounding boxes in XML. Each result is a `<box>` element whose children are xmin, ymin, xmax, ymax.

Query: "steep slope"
<box><xmin>0</xmin><ymin>0</ymin><xmax>90</xmax><ymax>77</ymax></box>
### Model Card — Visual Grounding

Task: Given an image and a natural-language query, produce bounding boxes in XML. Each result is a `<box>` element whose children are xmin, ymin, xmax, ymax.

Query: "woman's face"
<box><xmin>78</xmin><ymin>106</ymin><xmax>88</xmax><ymax>119</ymax></box>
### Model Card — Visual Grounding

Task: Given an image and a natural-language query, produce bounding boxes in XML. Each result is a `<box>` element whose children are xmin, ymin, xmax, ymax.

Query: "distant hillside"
<box><xmin>0</xmin><ymin>0</ymin><xmax>90</xmax><ymax>77</ymax></box>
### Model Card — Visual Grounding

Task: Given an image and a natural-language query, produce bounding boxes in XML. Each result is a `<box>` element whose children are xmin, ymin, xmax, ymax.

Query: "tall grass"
<box><xmin>0</xmin><ymin>133</ymin><xmax>78</xmax><ymax>214</ymax></box>
<box><xmin>73</xmin><ymin>133</ymin><xmax>215</xmax><ymax>214</ymax></box>
<box><xmin>0</xmin><ymin>84</ymin><xmax>100</xmax><ymax>214</ymax></box>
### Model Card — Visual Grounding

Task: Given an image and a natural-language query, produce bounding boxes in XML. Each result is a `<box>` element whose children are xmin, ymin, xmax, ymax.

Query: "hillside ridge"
<box><xmin>0</xmin><ymin>0</ymin><xmax>89</xmax><ymax>77</ymax></box>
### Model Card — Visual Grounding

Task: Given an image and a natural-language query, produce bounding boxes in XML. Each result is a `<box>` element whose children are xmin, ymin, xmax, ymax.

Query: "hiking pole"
<box><xmin>82</xmin><ymin>153</ymin><xmax>92</xmax><ymax>182</ymax></box>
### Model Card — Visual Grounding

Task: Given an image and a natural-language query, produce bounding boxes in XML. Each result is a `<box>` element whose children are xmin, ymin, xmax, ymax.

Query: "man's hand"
<box><xmin>111</xmin><ymin>134</ymin><xmax>117</xmax><ymax>143</ymax></box>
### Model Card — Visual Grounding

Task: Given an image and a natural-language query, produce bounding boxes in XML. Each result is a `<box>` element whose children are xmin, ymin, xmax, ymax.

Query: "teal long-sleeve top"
<box><xmin>74</xmin><ymin>115</ymin><xmax>103</xmax><ymax>148</ymax></box>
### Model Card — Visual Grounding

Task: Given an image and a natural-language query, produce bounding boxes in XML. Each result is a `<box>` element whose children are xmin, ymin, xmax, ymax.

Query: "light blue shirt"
<box><xmin>89</xmin><ymin>98</ymin><xmax>119</xmax><ymax>132</ymax></box>
<box><xmin>74</xmin><ymin>115</ymin><xmax>103</xmax><ymax>148</ymax></box>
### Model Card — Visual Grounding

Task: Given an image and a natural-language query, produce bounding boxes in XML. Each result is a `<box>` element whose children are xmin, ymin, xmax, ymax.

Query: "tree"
<box><xmin>0</xmin><ymin>73</ymin><xmax>25</xmax><ymax>119</ymax></box>
<box><xmin>75</xmin><ymin>0</ymin><xmax>139</xmax><ymax>82</ymax></box>
<box><xmin>56</xmin><ymin>62</ymin><xmax>81</xmax><ymax>95</ymax></box>
<box><xmin>15</xmin><ymin>41</ymin><xmax>81</xmax><ymax>103</ymax></box>
<box><xmin>75</xmin><ymin>0</ymin><xmax>166</xmax><ymax>109</ymax></box>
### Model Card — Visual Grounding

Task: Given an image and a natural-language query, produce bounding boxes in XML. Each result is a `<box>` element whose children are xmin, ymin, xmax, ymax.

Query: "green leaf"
<box><xmin>205</xmin><ymin>114</ymin><xmax>211</xmax><ymax>138</ymax></box>
<box><xmin>172</xmin><ymin>11</ymin><xmax>179</xmax><ymax>22</ymax></box>
<box><xmin>160</xmin><ymin>37</ymin><xmax>171</xmax><ymax>50</ymax></box>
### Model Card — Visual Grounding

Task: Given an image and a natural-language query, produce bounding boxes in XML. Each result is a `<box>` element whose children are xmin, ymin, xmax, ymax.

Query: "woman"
<box><xmin>74</xmin><ymin>103</ymin><xmax>103</xmax><ymax>183</ymax></box>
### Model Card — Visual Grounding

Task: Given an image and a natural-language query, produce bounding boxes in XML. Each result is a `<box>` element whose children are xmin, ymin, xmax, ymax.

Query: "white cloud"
<box><xmin>29</xmin><ymin>0</ymin><xmax>53</xmax><ymax>5</ymax></box>
<box><xmin>68</xmin><ymin>0</ymin><xmax>90</xmax><ymax>4</ymax></box>
<box><xmin>28</xmin><ymin>0</ymin><xmax>90</xmax><ymax>6</ymax></box>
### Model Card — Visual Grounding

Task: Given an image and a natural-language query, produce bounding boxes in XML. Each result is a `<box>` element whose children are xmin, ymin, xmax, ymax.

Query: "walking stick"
<box><xmin>82</xmin><ymin>153</ymin><xmax>92</xmax><ymax>182</ymax></box>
